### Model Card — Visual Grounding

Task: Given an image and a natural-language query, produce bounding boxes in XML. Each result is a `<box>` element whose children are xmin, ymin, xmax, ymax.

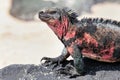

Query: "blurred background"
<box><xmin>0</xmin><ymin>0</ymin><xmax>120</xmax><ymax>68</ymax></box>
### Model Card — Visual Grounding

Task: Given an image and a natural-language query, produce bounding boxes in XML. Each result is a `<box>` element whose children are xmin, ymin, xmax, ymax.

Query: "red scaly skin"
<box><xmin>65</xmin><ymin>26</ymin><xmax>116</xmax><ymax>62</ymax></box>
<box><xmin>47</xmin><ymin>16</ymin><xmax>69</xmax><ymax>39</ymax></box>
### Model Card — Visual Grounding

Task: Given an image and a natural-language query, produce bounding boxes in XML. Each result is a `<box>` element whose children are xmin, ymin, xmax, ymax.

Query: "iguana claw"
<box><xmin>41</xmin><ymin>57</ymin><xmax>61</xmax><ymax>68</ymax></box>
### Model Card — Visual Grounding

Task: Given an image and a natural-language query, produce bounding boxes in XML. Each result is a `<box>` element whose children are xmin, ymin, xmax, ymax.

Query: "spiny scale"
<box><xmin>81</xmin><ymin>18</ymin><xmax>120</xmax><ymax>27</ymax></box>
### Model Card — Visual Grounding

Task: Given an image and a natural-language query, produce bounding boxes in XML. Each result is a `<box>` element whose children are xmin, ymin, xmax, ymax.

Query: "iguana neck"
<box><xmin>48</xmin><ymin>16</ymin><xmax>69</xmax><ymax>40</ymax></box>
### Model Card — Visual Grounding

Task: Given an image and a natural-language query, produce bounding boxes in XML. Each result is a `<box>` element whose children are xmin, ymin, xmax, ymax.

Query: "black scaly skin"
<box><xmin>39</xmin><ymin>8</ymin><xmax>120</xmax><ymax>76</ymax></box>
<box><xmin>71</xmin><ymin>45</ymin><xmax>85</xmax><ymax>75</ymax></box>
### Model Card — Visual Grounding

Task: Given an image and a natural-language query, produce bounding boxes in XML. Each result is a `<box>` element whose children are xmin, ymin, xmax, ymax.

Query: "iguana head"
<box><xmin>39</xmin><ymin>7</ymin><xmax>78</xmax><ymax>39</ymax></box>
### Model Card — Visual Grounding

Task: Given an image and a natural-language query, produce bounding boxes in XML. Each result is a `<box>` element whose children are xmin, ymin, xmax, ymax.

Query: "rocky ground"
<box><xmin>1</xmin><ymin>59</ymin><xmax>120</xmax><ymax>80</ymax></box>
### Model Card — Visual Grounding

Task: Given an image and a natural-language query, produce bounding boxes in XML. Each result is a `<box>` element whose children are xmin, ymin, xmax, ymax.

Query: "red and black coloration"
<box><xmin>39</xmin><ymin>7</ymin><xmax>120</xmax><ymax>75</ymax></box>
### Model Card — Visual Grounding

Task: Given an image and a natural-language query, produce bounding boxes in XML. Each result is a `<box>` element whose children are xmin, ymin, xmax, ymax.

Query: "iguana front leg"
<box><xmin>41</xmin><ymin>47</ymin><xmax>70</xmax><ymax>67</ymax></box>
<box><xmin>56</xmin><ymin>45</ymin><xmax>85</xmax><ymax>77</ymax></box>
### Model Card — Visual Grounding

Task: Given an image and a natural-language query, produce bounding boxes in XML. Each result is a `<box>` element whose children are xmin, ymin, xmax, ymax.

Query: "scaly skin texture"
<box><xmin>39</xmin><ymin>7</ymin><xmax>120</xmax><ymax>76</ymax></box>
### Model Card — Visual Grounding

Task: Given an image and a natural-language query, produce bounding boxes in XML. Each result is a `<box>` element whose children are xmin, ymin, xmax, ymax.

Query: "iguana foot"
<box><xmin>41</xmin><ymin>48</ymin><xmax>69</xmax><ymax>68</ymax></box>
<box><xmin>41</xmin><ymin>56</ymin><xmax>64</xmax><ymax>68</ymax></box>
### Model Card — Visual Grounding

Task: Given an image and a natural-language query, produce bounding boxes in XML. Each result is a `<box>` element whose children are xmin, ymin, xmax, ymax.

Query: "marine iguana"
<box><xmin>39</xmin><ymin>7</ymin><xmax>120</xmax><ymax>75</ymax></box>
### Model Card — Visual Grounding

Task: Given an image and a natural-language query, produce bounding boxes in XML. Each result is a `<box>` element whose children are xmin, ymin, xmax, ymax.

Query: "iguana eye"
<box><xmin>50</xmin><ymin>11</ymin><xmax>57</xmax><ymax>14</ymax></box>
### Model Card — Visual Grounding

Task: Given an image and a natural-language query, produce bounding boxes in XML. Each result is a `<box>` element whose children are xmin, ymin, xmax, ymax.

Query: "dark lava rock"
<box><xmin>1</xmin><ymin>58</ymin><xmax>120</xmax><ymax>80</ymax></box>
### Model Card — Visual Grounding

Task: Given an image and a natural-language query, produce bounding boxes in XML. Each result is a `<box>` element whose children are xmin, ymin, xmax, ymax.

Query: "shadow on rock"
<box><xmin>83</xmin><ymin>58</ymin><xmax>120</xmax><ymax>75</ymax></box>
<box><xmin>42</xmin><ymin>58</ymin><xmax>120</xmax><ymax>77</ymax></box>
